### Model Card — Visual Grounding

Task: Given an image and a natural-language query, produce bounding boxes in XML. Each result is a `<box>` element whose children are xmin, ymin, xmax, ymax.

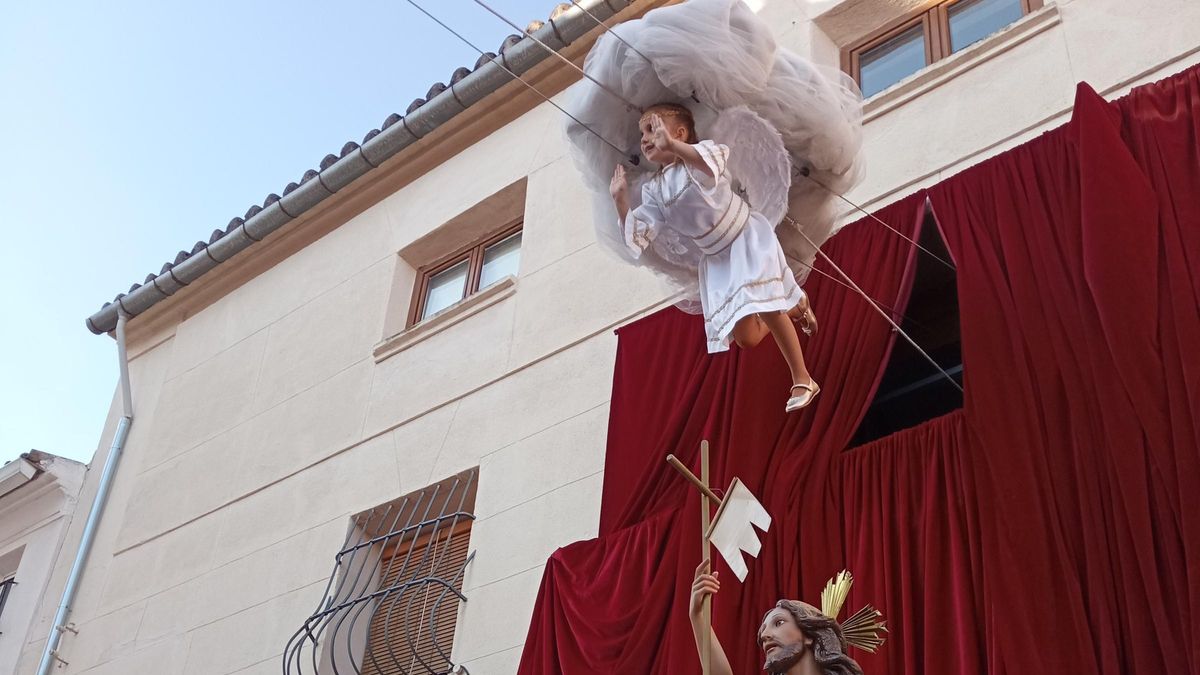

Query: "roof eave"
<box><xmin>86</xmin><ymin>0</ymin><xmax>640</xmax><ymax>335</ymax></box>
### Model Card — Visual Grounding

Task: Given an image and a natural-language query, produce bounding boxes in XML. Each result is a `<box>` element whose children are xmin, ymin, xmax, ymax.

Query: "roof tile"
<box><xmin>500</xmin><ymin>34</ymin><xmax>522</xmax><ymax>53</ymax></box>
<box><xmin>92</xmin><ymin>1</ymin><xmax>595</xmax><ymax>327</ymax></box>
<box><xmin>474</xmin><ymin>52</ymin><xmax>496</xmax><ymax>69</ymax></box>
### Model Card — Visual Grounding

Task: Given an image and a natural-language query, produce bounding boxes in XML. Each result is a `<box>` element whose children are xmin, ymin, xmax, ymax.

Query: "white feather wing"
<box><xmin>709</xmin><ymin>106</ymin><xmax>792</xmax><ymax>227</ymax></box>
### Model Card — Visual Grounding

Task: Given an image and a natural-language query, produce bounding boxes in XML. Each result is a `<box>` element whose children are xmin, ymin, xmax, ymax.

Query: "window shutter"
<box><xmin>361</xmin><ymin>526</ymin><xmax>471</xmax><ymax>675</ymax></box>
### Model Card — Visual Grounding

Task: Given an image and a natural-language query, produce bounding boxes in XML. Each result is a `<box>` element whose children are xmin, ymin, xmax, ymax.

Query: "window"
<box><xmin>409</xmin><ymin>223</ymin><xmax>523</xmax><ymax>327</ymax></box>
<box><xmin>362</xmin><ymin>521</ymin><xmax>471</xmax><ymax>675</ymax></box>
<box><xmin>850</xmin><ymin>207</ymin><xmax>963</xmax><ymax>447</ymax></box>
<box><xmin>284</xmin><ymin>469</ymin><xmax>477</xmax><ymax>675</ymax></box>
<box><xmin>946</xmin><ymin>0</ymin><xmax>1027</xmax><ymax>52</ymax></box>
<box><xmin>845</xmin><ymin>0</ymin><xmax>1043</xmax><ymax>97</ymax></box>
<box><xmin>0</xmin><ymin>576</ymin><xmax>15</xmax><ymax>628</ymax></box>
<box><xmin>858</xmin><ymin>21</ymin><xmax>931</xmax><ymax>99</ymax></box>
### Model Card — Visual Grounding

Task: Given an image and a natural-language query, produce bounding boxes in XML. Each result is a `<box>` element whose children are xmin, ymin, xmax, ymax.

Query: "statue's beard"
<box><xmin>763</xmin><ymin>642</ymin><xmax>806</xmax><ymax>674</ymax></box>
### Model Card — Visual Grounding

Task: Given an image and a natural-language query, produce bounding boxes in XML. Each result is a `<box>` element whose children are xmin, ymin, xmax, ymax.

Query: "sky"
<box><xmin>0</xmin><ymin>0</ymin><xmax>560</xmax><ymax>465</ymax></box>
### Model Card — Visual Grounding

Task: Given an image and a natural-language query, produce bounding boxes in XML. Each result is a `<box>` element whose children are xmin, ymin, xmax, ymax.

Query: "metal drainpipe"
<box><xmin>36</xmin><ymin>308</ymin><xmax>135</xmax><ymax>675</ymax></box>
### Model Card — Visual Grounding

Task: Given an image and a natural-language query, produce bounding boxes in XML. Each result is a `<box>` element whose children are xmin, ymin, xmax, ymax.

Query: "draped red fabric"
<box><xmin>836</xmin><ymin>410</ymin><xmax>985</xmax><ymax>675</ymax></box>
<box><xmin>927</xmin><ymin>68</ymin><xmax>1200</xmax><ymax>674</ymax></box>
<box><xmin>518</xmin><ymin>193</ymin><xmax>927</xmax><ymax>674</ymax></box>
<box><xmin>519</xmin><ymin>63</ymin><xmax>1200</xmax><ymax>675</ymax></box>
<box><xmin>1115</xmin><ymin>68</ymin><xmax>1200</xmax><ymax>670</ymax></box>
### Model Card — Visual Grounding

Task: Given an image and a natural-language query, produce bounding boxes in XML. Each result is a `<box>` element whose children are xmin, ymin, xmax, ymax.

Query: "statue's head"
<box><xmin>757</xmin><ymin>600</ymin><xmax>864</xmax><ymax>675</ymax></box>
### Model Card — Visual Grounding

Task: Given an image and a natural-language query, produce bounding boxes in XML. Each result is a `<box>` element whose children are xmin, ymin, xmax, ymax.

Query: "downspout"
<box><xmin>36</xmin><ymin>308</ymin><xmax>134</xmax><ymax>675</ymax></box>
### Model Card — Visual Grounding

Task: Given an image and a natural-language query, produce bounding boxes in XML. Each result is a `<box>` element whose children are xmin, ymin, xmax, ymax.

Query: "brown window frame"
<box><xmin>842</xmin><ymin>0</ymin><xmax>1044</xmax><ymax>95</ymax></box>
<box><xmin>406</xmin><ymin>218</ymin><xmax>523</xmax><ymax>328</ymax></box>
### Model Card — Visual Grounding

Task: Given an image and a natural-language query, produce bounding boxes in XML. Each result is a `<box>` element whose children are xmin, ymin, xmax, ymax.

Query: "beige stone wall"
<box><xmin>25</xmin><ymin>0</ymin><xmax>1200</xmax><ymax>673</ymax></box>
<box><xmin>1</xmin><ymin>457</ymin><xmax>85</xmax><ymax>675</ymax></box>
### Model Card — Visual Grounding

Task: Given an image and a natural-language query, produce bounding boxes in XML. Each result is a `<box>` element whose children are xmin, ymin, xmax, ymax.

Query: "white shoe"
<box><xmin>789</xmin><ymin>289</ymin><xmax>818</xmax><ymax>337</ymax></box>
<box><xmin>786</xmin><ymin>381</ymin><xmax>821</xmax><ymax>412</ymax></box>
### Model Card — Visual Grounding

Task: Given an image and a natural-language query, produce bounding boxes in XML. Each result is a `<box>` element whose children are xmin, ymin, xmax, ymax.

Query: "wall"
<box><xmin>1</xmin><ymin>457</ymin><xmax>85</xmax><ymax>675</ymax></box>
<box><xmin>23</xmin><ymin>0</ymin><xmax>1200</xmax><ymax>673</ymax></box>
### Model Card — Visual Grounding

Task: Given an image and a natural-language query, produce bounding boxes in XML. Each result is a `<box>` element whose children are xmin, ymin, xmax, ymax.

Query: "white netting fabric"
<box><xmin>564</xmin><ymin>0</ymin><xmax>863</xmax><ymax>293</ymax></box>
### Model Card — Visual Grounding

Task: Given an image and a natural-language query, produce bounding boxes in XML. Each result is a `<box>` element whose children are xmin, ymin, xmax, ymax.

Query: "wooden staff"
<box><xmin>666</xmin><ymin>443</ymin><xmax>721</xmax><ymax>675</ymax></box>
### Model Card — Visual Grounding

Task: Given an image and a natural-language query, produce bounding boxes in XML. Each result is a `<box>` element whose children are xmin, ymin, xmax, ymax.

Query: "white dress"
<box><xmin>565</xmin><ymin>0</ymin><xmax>864</xmax><ymax>320</ymax></box>
<box><xmin>620</xmin><ymin>140</ymin><xmax>804</xmax><ymax>353</ymax></box>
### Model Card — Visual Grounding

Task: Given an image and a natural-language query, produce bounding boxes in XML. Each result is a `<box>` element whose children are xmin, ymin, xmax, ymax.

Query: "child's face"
<box><xmin>639</xmin><ymin>114</ymin><xmax>689</xmax><ymax>165</ymax></box>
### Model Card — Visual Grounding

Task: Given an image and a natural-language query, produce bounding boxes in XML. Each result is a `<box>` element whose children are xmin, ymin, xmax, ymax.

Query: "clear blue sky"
<box><xmin>0</xmin><ymin>1</ymin><xmax>558</xmax><ymax>465</ymax></box>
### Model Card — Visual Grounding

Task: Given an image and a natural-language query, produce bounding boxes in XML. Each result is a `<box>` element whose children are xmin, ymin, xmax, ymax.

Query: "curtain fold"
<box><xmin>519</xmin><ymin>193</ymin><xmax>927</xmax><ymax>674</ymax></box>
<box><xmin>835</xmin><ymin>410</ymin><xmax>984</xmax><ymax>675</ymax></box>
<box><xmin>927</xmin><ymin>70</ymin><xmax>1200</xmax><ymax>674</ymax></box>
<box><xmin>519</xmin><ymin>63</ymin><xmax>1200</xmax><ymax>675</ymax></box>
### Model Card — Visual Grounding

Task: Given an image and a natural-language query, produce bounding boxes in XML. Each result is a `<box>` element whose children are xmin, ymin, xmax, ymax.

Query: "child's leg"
<box><xmin>759</xmin><ymin>311</ymin><xmax>813</xmax><ymax>386</ymax></box>
<box><xmin>786</xmin><ymin>289</ymin><xmax>817</xmax><ymax>336</ymax></box>
<box><xmin>731</xmin><ymin>315</ymin><xmax>771</xmax><ymax>349</ymax></box>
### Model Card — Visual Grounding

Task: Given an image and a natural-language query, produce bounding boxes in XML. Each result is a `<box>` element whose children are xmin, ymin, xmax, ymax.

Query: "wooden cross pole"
<box><xmin>666</xmin><ymin>443</ymin><xmax>722</xmax><ymax>675</ymax></box>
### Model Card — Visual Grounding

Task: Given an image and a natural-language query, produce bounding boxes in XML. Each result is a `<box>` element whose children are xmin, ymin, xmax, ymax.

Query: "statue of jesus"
<box><xmin>689</xmin><ymin>561</ymin><xmax>883</xmax><ymax>675</ymax></box>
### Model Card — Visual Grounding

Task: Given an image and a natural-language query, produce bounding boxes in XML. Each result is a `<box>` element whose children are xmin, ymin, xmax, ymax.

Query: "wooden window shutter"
<box><xmin>361</xmin><ymin>523</ymin><xmax>472</xmax><ymax>675</ymax></box>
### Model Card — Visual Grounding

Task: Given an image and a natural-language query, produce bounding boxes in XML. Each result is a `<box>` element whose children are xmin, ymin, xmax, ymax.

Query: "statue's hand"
<box><xmin>690</xmin><ymin>558</ymin><xmax>720</xmax><ymax>621</ymax></box>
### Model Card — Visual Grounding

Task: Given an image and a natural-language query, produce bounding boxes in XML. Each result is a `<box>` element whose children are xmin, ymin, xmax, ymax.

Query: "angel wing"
<box><xmin>708</xmin><ymin>106</ymin><xmax>792</xmax><ymax>227</ymax></box>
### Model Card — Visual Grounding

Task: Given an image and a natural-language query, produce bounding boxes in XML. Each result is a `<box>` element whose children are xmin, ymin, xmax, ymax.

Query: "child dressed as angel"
<box><xmin>609</xmin><ymin>103</ymin><xmax>820</xmax><ymax>412</ymax></box>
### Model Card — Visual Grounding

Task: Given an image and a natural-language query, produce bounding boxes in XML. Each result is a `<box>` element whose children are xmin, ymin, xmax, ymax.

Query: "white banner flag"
<box><xmin>706</xmin><ymin>478</ymin><xmax>772</xmax><ymax>582</ymax></box>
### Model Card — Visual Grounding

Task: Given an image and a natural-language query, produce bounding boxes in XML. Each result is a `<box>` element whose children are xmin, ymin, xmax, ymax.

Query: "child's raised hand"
<box><xmin>649</xmin><ymin>113</ymin><xmax>674</xmax><ymax>154</ymax></box>
<box><xmin>610</xmin><ymin>164</ymin><xmax>628</xmax><ymax>201</ymax></box>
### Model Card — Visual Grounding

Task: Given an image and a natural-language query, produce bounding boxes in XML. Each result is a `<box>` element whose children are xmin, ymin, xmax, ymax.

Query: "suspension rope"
<box><xmin>569</xmin><ymin>0</ymin><xmax>655</xmax><ymax>63</ymax></box>
<box><xmin>471</xmin><ymin>0</ymin><xmax>644</xmax><ymax>113</ymax></box>
<box><xmin>427</xmin><ymin>1</ymin><xmax>960</xmax><ymax>390</ymax></box>
<box><xmin>562</xmin><ymin>3</ymin><xmax>955</xmax><ymax>271</ymax></box>
<box><xmin>796</xmin><ymin>167</ymin><xmax>956</xmax><ymax>271</ymax></box>
<box><xmin>789</xmin><ymin>256</ymin><xmax>938</xmax><ymax>336</ymax></box>
<box><xmin>794</xmin><ymin>224</ymin><xmax>963</xmax><ymax>392</ymax></box>
<box><xmin>567</xmin><ymin>1</ymin><xmax>723</xmax><ymax>118</ymax></box>
<box><xmin>402</xmin><ymin>0</ymin><xmax>638</xmax><ymax>164</ymax></box>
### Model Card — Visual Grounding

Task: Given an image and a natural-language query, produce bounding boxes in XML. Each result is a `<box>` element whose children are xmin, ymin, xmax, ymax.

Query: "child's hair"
<box><xmin>641</xmin><ymin>102</ymin><xmax>699</xmax><ymax>144</ymax></box>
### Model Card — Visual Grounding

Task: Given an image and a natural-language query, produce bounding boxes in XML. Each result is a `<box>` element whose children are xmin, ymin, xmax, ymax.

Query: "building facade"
<box><xmin>23</xmin><ymin>0</ymin><xmax>1200</xmax><ymax>673</ymax></box>
<box><xmin>1</xmin><ymin>452</ymin><xmax>86</xmax><ymax>675</ymax></box>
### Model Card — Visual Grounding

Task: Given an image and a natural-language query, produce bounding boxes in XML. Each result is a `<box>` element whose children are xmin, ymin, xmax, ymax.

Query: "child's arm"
<box><xmin>610</xmin><ymin>164</ymin><xmax>664</xmax><ymax>260</ymax></box>
<box><xmin>611</xmin><ymin>164</ymin><xmax>631</xmax><ymax>221</ymax></box>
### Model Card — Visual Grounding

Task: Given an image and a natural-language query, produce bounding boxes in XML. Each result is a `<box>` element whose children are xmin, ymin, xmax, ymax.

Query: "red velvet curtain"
<box><xmin>518</xmin><ymin>193</ymin><xmax>927</xmax><ymax>674</ymax></box>
<box><xmin>519</xmin><ymin>64</ymin><xmax>1200</xmax><ymax>675</ymax></box>
<box><xmin>926</xmin><ymin>69</ymin><xmax>1200</xmax><ymax>674</ymax></box>
<box><xmin>835</xmin><ymin>410</ymin><xmax>985</xmax><ymax>675</ymax></box>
